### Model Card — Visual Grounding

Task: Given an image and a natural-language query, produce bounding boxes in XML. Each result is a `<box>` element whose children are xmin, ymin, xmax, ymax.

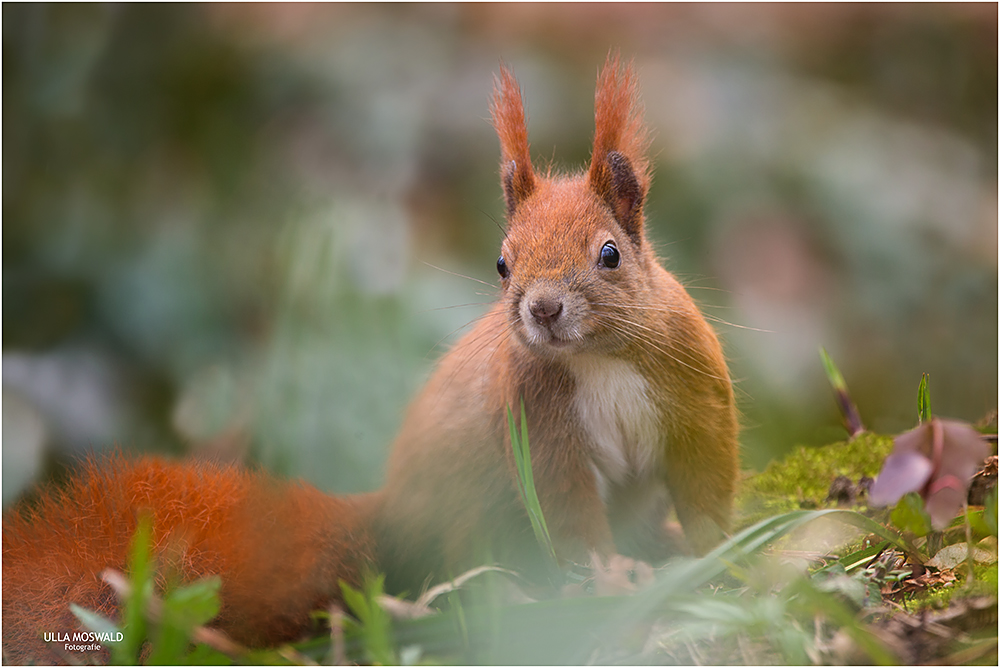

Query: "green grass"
<box><xmin>917</xmin><ymin>373</ymin><xmax>932</xmax><ymax>423</ymax></box>
<box><xmin>507</xmin><ymin>397</ymin><xmax>560</xmax><ymax>582</ymax></box>
<box><xmin>338</xmin><ymin>576</ymin><xmax>396</xmax><ymax>665</ymax></box>
<box><xmin>72</xmin><ymin>516</ymin><xmax>235</xmax><ymax>666</ymax></box>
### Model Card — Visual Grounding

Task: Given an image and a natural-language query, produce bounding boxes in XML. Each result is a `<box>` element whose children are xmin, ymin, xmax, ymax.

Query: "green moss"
<box><xmin>909</xmin><ymin>561</ymin><xmax>998</xmax><ymax>612</ymax></box>
<box><xmin>736</xmin><ymin>432</ymin><xmax>895</xmax><ymax>528</ymax></box>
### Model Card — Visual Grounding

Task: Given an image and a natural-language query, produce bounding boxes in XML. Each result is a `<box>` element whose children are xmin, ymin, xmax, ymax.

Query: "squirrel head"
<box><xmin>489</xmin><ymin>55</ymin><xmax>657</xmax><ymax>358</ymax></box>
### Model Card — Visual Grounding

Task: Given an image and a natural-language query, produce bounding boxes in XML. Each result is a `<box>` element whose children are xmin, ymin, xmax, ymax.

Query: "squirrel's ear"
<box><xmin>491</xmin><ymin>65</ymin><xmax>536</xmax><ymax>217</ymax></box>
<box><xmin>588</xmin><ymin>54</ymin><xmax>651</xmax><ymax>246</ymax></box>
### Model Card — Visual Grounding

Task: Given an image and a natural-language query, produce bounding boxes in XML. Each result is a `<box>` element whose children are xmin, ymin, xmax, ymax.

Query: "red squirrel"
<box><xmin>373</xmin><ymin>56</ymin><xmax>738</xmax><ymax>591</ymax></box>
<box><xmin>2</xmin><ymin>56</ymin><xmax>738</xmax><ymax>662</ymax></box>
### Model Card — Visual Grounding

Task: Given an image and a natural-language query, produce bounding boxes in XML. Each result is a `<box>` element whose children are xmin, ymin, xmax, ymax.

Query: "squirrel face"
<box><xmin>490</xmin><ymin>59</ymin><xmax>655</xmax><ymax>361</ymax></box>
<box><xmin>497</xmin><ymin>177</ymin><xmax>651</xmax><ymax>358</ymax></box>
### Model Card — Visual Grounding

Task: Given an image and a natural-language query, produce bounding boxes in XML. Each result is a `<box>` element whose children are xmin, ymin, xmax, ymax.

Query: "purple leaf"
<box><xmin>871</xmin><ymin>418</ymin><xmax>991</xmax><ymax>529</ymax></box>
<box><xmin>870</xmin><ymin>451</ymin><xmax>933</xmax><ymax>506</ymax></box>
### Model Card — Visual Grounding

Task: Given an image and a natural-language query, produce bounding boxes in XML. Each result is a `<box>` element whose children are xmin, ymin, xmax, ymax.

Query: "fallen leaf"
<box><xmin>926</xmin><ymin>543</ymin><xmax>997</xmax><ymax>570</ymax></box>
<box><xmin>889</xmin><ymin>569</ymin><xmax>957</xmax><ymax>596</ymax></box>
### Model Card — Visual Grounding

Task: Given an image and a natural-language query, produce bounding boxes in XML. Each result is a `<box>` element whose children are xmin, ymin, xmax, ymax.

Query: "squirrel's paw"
<box><xmin>562</xmin><ymin>552</ymin><xmax>654</xmax><ymax>597</ymax></box>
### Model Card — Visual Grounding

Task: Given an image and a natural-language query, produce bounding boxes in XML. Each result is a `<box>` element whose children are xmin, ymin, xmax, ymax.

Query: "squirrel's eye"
<box><xmin>496</xmin><ymin>255</ymin><xmax>509</xmax><ymax>279</ymax></box>
<box><xmin>599</xmin><ymin>242</ymin><xmax>620</xmax><ymax>269</ymax></box>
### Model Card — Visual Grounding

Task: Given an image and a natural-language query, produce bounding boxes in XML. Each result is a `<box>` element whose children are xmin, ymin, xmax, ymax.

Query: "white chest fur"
<box><xmin>569</xmin><ymin>355</ymin><xmax>661</xmax><ymax>502</ymax></box>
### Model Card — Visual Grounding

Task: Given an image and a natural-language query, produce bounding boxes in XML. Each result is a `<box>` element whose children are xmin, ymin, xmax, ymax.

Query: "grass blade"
<box><xmin>507</xmin><ymin>398</ymin><xmax>559</xmax><ymax>579</ymax></box>
<box><xmin>114</xmin><ymin>514</ymin><xmax>153</xmax><ymax>665</ymax></box>
<box><xmin>340</xmin><ymin>575</ymin><xmax>396</xmax><ymax>665</ymax></box>
<box><xmin>587</xmin><ymin>508</ymin><xmax>907</xmax><ymax>663</ymax></box>
<box><xmin>917</xmin><ymin>373</ymin><xmax>932</xmax><ymax>424</ymax></box>
<box><xmin>70</xmin><ymin>605</ymin><xmax>121</xmax><ymax>637</ymax></box>
<box><xmin>820</xmin><ymin>347</ymin><xmax>865</xmax><ymax>437</ymax></box>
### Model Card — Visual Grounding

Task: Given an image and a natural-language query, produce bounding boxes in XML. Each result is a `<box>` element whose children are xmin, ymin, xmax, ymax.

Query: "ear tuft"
<box><xmin>588</xmin><ymin>53</ymin><xmax>651</xmax><ymax>243</ymax></box>
<box><xmin>604</xmin><ymin>151</ymin><xmax>644</xmax><ymax>246</ymax></box>
<box><xmin>491</xmin><ymin>65</ymin><xmax>536</xmax><ymax>217</ymax></box>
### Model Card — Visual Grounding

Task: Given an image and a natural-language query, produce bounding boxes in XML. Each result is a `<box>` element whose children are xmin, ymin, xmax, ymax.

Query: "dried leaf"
<box><xmin>415</xmin><ymin>565</ymin><xmax>521</xmax><ymax>608</ymax></box>
<box><xmin>377</xmin><ymin>595</ymin><xmax>435</xmax><ymax>620</ymax></box>
<box><xmin>888</xmin><ymin>568</ymin><xmax>957</xmax><ymax>596</ymax></box>
<box><xmin>926</xmin><ymin>543</ymin><xmax>997</xmax><ymax>570</ymax></box>
<box><xmin>967</xmin><ymin>455</ymin><xmax>997</xmax><ymax>506</ymax></box>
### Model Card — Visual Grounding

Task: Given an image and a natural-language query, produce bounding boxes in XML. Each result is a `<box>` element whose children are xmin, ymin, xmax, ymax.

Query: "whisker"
<box><xmin>682</xmin><ymin>284</ymin><xmax>730</xmax><ymax>292</ymax></box>
<box><xmin>479</xmin><ymin>208</ymin><xmax>507</xmax><ymax>239</ymax></box>
<box><xmin>700</xmin><ymin>317</ymin><xmax>772</xmax><ymax>333</ymax></box>
<box><xmin>420</xmin><ymin>261</ymin><xmax>496</xmax><ymax>288</ymax></box>
<box><xmin>431</xmin><ymin>316</ymin><xmax>514</xmax><ymax>406</ymax></box>
<box><xmin>620</xmin><ymin>314</ymin><xmax>721</xmax><ymax>366</ymax></box>
<box><xmin>591</xmin><ymin>301</ymin><xmax>773</xmax><ymax>333</ymax></box>
<box><xmin>423</xmin><ymin>309</ymin><xmax>500</xmax><ymax>361</ymax></box>
<box><xmin>416</xmin><ymin>302</ymin><xmax>493</xmax><ymax>314</ymax></box>
<box><xmin>591</xmin><ymin>301</ymin><xmax>686</xmax><ymax>316</ymax></box>
<box><xmin>591</xmin><ymin>310</ymin><xmax>728</xmax><ymax>382</ymax></box>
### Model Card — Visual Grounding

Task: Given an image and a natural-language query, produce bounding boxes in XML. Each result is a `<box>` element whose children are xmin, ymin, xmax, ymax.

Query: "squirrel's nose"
<box><xmin>529</xmin><ymin>297</ymin><xmax>563</xmax><ymax>325</ymax></box>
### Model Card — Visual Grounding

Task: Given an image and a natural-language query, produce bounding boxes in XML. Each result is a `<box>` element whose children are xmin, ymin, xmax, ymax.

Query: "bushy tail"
<box><xmin>2</xmin><ymin>455</ymin><xmax>379</xmax><ymax>664</ymax></box>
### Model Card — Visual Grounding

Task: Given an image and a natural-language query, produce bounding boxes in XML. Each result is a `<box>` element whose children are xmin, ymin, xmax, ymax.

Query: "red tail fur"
<box><xmin>2</xmin><ymin>455</ymin><xmax>378</xmax><ymax>664</ymax></box>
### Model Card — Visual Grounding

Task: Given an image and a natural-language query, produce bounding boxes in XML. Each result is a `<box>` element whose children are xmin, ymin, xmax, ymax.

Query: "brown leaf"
<box><xmin>968</xmin><ymin>455</ymin><xmax>998</xmax><ymax>506</ymax></box>
<box><xmin>892</xmin><ymin>568</ymin><xmax>957</xmax><ymax>596</ymax></box>
<box><xmin>926</xmin><ymin>543</ymin><xmax>997</xmax><ymax>570</ymax></box>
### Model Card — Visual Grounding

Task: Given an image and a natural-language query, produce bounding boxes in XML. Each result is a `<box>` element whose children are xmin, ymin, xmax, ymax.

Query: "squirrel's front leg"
<box><xmin>523</xmin><ymin>431</ymin><xmax>617</xmax><ymax>567</ymax></box>
<box><xmin>663</xmin><ymin>422</ymin><xmax>738</xmax><ymax>555</ymax></box>
<box><xmin>526</xmin><ymin>435</ymin><xmax>658</xmax><ymax>594</ymax></box>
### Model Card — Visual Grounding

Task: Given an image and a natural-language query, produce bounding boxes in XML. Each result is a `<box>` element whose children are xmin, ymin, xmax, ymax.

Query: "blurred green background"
<box><xmin>4</xmin><ymin>4</ymin><xmax>997</xmax><ymax>504</ymax></box>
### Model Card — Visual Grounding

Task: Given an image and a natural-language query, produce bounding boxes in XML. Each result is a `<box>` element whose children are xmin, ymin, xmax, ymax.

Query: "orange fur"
<box><xmin>491</xmin><ymin>65</ymin><xmax>533</xmax><ymax>178</ymax></box>
<box><xmin>589</xmin><ymin>53</ymin><xmax>650</xmax><ymax>192</ymax></box>
<box><xmin>375</xmin><ymin>55</ymin><xmax>739</xmax><ymax>594</ymax></box>
<box><xmin>491</xmin><ymin>65</ymin><xmax>537</xmax><ymax>216</ymax></box>
<box><xmin>2</xmin><ymin>456</ymin><xmax>378</xmax><ymax>664</ymax></box>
